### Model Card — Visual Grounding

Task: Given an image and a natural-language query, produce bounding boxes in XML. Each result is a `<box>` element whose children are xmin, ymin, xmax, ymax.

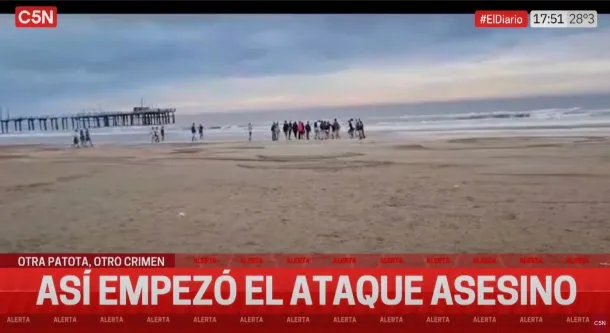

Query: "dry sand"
<box><xmin>0</xmin><ymin>135</ymin><xmax>609</xmax><ymax>253</ymax></box>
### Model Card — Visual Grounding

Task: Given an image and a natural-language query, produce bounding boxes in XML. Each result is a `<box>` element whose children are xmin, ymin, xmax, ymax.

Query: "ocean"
<box><xmin>1</xmin><ymin>94</ymin><xmax>610</xmax><ymax>145</ymax></box>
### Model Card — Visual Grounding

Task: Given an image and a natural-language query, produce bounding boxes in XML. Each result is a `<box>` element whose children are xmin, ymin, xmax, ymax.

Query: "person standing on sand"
<box><xmin>356</xmin><ymin>119</ymin><xmax>366</xmax><ymax>140</ymax></box>
<box><xmin>270</xmin><ymin>123</ymin><xmax>274</xmax><ymax>141</ymax></box>
<box><xmin>85</xmin><ymin>128</ymin><xmax>93</xmax><ymax>147</ymax></box>
<box><xmin>297</xmin><ymin>121</ymin><xmax>303</xmax><ymax>140</ymax></box>
<box><xmin>305</xmin><ymin>122</ymin><xmax>311</xmax><ymax>140</ymax></box>
<box><xmin>73</xmin><ymin>130</ymin><xmax>80</xmax><ymax>147</ymax></box>
<box><xmin>191</xmin><ymin>123</ymin><xmax>196</xmax><ymax>142</ymax></box>
<box><xmin>275</xmin><ymin>122</ymin><xmax>281</xmax><ymax>141</ymax></box>
<box><xmin>248</xmin><ymin>122</ymin><xmax>253</xmax><ymax>141</ymax></box>
<box><xmin>333</xmin><ymin>119</ymin><xmax>341</xmax><ymax>139</ymax></box>
<box><xmin>292</xmin><ymin>122</ymin><xmax>298</xmax><ymax>140</ymax></box>
<box><xmin>79</xmin><ymin>129</ymin><xmax>86</xmax><ymax>147</ymax></box>
<box><xmin>198</xmin><ymin>123</ymin><xmax>204</xmax><ymax>141</ymax></box>
<box><xmin>160</xmin><ymin>126</ymin><xmax>165</xmax><ymax>142</ymax></box>
<box><xmin>360</xmin><ymin>119</ymin><xmax>366</xmax><ymax>139</ymax></box>
<box><xmin>348</xmin><ymin>119</ymin><xmax>354</xmax><ymax>139</ymax></box>
<box><xmin>283</xmin><ymin>121</ymin><xmax>289</xmax><ymax>140</ymax></box>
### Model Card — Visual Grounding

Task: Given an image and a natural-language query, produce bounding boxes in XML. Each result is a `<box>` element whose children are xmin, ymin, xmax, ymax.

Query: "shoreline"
<box><xmin>1</xmin><ymin>126</ymin><xmax>610</xmax><ymax>147</ymax></box>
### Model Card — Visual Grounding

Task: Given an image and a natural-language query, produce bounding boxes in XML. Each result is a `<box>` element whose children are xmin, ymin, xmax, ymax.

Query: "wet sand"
<box><xmin>0</xmin><ymin>135</ymin><xmax>609</xmax><ymax>253</ymax></box>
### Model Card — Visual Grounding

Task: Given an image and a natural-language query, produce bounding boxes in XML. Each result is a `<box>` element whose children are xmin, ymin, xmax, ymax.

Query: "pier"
<box><xmin>0</xmin><ymin>107</ymin><xmax>176</xmax><ymax>134</ymax></box>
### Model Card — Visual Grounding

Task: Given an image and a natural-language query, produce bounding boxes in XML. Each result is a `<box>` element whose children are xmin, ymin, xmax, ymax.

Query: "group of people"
<box><xmin>268</xmin><ymin>119</ymin><xmax>365</xmax><ymax>141</ymax></box>
<box><xmin>315</xmin><ymin>120</ymin><xmax>341</xmax><ymax>140</ymax></box>
<box><xmin>347</xmin><ymin>118</ymin><xmax>366</xmax><ymax>140</ymax></box>
<box><xmin>150</xmin><ymin>126</ymin><xmax>165</xmax><ymax>143</ymax></box>
<box><xmin>276</xmin><ymin>121</ymin><xmax>312</xmax><ymax>141</ymax></box>
<box><xmin>72</xmin><ymin>128</ymin><xmax>93</xmax><ymax>148</ymax></box>
<box><xmin>190</xmin><ymin>123</ymin><xmax>204</xmax><ymax>142</ymax></box>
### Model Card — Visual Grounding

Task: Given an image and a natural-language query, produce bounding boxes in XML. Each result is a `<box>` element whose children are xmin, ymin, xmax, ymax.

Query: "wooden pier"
<box><xmin>0</xmin><ymin>107</ymin><xmax>176</xmax><ymax>134</ymax></box>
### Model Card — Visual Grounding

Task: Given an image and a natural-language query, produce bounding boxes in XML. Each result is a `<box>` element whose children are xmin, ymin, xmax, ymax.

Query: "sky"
<box><xmin>1</xmin><ymin>14</ymin><xmax>610</xmax><ymax>116</ymax></box>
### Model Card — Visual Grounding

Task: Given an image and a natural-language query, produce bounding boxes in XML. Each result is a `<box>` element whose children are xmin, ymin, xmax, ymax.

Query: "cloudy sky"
<box><xmin>1</xmin><ymin>14</ymin><xmax>609</xmax><ymax>115</ymax></box>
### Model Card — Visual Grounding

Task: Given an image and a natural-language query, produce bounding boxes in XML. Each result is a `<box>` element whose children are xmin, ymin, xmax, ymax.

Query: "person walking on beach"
<box><xmin>333</xmin><ymin>119</ymin><xmax>341</xmax><ymax>139</ymax></box>
<box><xmin>314</xmin><ymin>122</ymin><xmax>319</xmax><ymax>140</ymax></box>
<box><xmin>356</xmin><ymin>119</ymin><xmax>366</xmax><ymax>140</ymax></box>
<box><xmin>283</xmin><ymin>121</ymin><xmax>289</xmax><ymax>140</ymax></box>
<box><xmin>305</xmin><ymin>121</ymin><xmax>311</xmax><ymax>140</ymax></box>
<box><xmin>79</xmin><ymin>129</ymin><xmax>86</xmax><ymax>147</ymax></box>
<box><xmin>270</xmin><ymin>122</ymin><xmax>276</xmax><ymax>141</ymax></box>
<box><xmin>84</xmin><ymin>128</ymin><xmax>93</xmax><ymax>147</ymax></box>
<box><xmin>348</xmin><ymin>119</ymin><xmax>355</xmax><ymax>139</ymax></box>
<box><xmin>248</xmin><ymin>122</ymin><xmax>253</xmax><ymax>141</ymax></box>
<box><xmin>275</xmin><ymin>122</ymin><xmax>280</xmax><ymax>141</ymax></box>
<box><xmin>160</xmin><ymin>126</ymin><xmax>165</xmax><ymax>142</ymax></box>
<box><xmin>360</xmin><ymin>119</ymin><xmax>366</xmax><ymax>139</ymax></box>
<box><xmin>198</xmin><ymin>123</ymin><xmax>204</xmax><ymax>141</ymax></box>
<box><xmin>292</xmin><ymin>122</ymin><xmax>298</xmax><ymax>140</ymax></box>
<box><xmin>72</xmin><ymin>130</ymin><xmax>80</xmax><ymax>147</ymax></box>
<box><xmin>191</xmin><ymin>123</ymin><xmax>197</xmax><ymax>142</ymax></box>
<box><xmin>297</xmin><ymin>121</ymin><xmax>304</xmax><ymax>140</ymax></box>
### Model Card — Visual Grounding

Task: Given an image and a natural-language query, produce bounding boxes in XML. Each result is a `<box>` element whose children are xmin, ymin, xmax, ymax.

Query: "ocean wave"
<box><xmin>366</xmin><ymin>107</ymin><xmax>591</xmax><ymax>123</ymax></box>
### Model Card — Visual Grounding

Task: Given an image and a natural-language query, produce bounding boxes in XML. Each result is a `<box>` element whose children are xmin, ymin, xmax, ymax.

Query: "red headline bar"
<box><xmin>0</xmin><ymin>264</ymin><xmax>608</xmax><ymax>332</ymax></box>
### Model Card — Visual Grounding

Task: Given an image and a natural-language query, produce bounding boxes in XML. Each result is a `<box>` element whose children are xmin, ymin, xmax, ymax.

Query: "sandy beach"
<box><xmin>0</xmin><ymin>135</ymin><xmax>609</xmax><ymax>253</ymax></box>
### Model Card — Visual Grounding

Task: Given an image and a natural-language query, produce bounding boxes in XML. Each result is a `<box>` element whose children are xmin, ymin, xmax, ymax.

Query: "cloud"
<box><xmin>0</xmin><ymin>14</ymin><xmax>609</xmax><ymax>115</ymax></box>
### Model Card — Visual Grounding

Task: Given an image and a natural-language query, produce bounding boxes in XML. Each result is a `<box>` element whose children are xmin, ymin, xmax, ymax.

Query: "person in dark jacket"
<box><xmin>305</xmin><ymin>122</ymin><xmax>311</xmax><ymax>140</ymax></box>
<box><xmin>292</xmin><ymin>122</ymin><xmax>298</xmax><ymax>140</ymax></box>
<box><xmin>283</xmin><ymin>121</ymin><xmax>289</xmax><ymax>140</ymax></box>
<box><xmin>85</xmin><ymin>128</ymin><xmax>93</xmax><ymax>147</ymax></box>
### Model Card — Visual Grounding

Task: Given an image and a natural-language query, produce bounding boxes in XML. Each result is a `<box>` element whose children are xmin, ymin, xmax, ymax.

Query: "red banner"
<box><xmin>0</xmin><ymin>254</ymin><xmax>609</xmax><ymax>333</ymax></box>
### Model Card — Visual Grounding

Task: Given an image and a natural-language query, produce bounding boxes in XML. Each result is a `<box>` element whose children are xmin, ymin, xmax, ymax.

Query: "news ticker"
<box><xmin>0</xmin><ymin>254</ymin><xmax>609</xmax><ymax>333</ymax></box>
<box><xmin>474</xmin><ymin>10</ymin><xmax>599</xmax><ymax>28</ymax></box>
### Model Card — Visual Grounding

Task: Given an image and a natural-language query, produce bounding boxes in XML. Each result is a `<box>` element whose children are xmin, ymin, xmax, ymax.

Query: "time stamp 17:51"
<box><xmin>530</xmin><ymin>10</ymin><xmax>598</xmax><ymax>28</ymax></box>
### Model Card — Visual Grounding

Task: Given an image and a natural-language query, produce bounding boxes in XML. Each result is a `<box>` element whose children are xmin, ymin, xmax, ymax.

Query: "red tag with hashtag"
<box><xmin>474</xmin><ymin>11</ymin><xmax>529</xmax><ymax>28</ymax></box>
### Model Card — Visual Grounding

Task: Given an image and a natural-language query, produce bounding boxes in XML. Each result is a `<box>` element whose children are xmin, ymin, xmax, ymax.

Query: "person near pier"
<box><xmin>79</xmin><ymin>129</ymin><xmax>86</xmax><ymax>147</ymax></box>
<box><xmin>151</xmin><ymin>127</ymin><xmax>157</xmax><ymax>143</ymax></box>
<box><xmin>191</xmin><ymin>123</ymin><xmax>197</xmax><ymax>142</ymax></box>
<box><xmin>160</xmin><ymin>126</ymin><xmax>165</xmax><ymax>142</ymax></box>
<box><xmin>85</xmin><ymin>128</ymin><xmax>93</xmax><ymax>147</ymax></box>
<box><xmin>72</xmin><ymin>130</ymin><xmax>80</xmax><ymax>148</ymax></box>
